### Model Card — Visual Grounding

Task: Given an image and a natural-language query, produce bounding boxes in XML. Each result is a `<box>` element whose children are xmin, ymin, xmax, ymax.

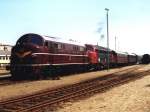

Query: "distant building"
<box><xmin>0</xmin><ymin>44</ymin><xmax>12</xmax><ymax>51</ymax></box>
<box><xmin>0</xmin><ymin>44</ymin><xmax>12</xmax><ymax>68</ymax></box>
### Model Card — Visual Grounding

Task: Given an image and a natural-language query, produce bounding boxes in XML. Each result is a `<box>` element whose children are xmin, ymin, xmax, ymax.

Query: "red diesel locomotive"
<box><xmin>9</xmin><ymin>33</ymin><xmax>139</xmax><ymax>79</ymax></box>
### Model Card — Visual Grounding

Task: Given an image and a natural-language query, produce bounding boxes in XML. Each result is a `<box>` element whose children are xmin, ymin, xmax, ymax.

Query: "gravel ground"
<box><xmin>56</xmin><ymin>65</ymin><xmax>150</xmax><ymax>112</ymax></box>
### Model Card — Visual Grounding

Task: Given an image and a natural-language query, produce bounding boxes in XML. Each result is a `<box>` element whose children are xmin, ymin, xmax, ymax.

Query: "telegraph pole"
<box><xmin>105</xmin><ymin>8</ymin><xmax>109</xmax><ymax>71</ymax></box>
<box><xmin>115</xmin><ymin>36</ymin><xmax>117</xmax><ymax>51</ymax></box>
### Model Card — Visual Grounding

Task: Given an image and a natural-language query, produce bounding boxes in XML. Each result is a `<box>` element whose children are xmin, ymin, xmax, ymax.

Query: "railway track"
<box><xmin>0</xmin><ymin>65</ymin><xmax>149</xmax><ymax>112</ymax></box>
<box><xmin>0</xmin><ymin>65</ymin><xmax>141</xmax><ymax>87</ymax></box>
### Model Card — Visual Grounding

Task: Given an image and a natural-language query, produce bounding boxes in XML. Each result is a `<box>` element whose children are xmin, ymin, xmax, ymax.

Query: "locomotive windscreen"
<box><xmin>16</xmin><ymin>34</ymin><xmax>44</xmax><ymax>46</ymax></box>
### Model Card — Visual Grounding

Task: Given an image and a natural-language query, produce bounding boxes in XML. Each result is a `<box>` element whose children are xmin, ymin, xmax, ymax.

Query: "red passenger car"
<box><xmin>116</xmin><ymin>52</ymin><xmax>128</xmax><ymax>65</ymax></box>
<box><xmin>128</xmin><ymin>53</ymin><xmax>137</xmax><ymax>64</ymax></box>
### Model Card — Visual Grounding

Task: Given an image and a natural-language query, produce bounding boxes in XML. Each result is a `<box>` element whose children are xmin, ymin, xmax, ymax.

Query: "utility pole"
<box><xmin>105</xmin><ymin>8</ymin><xmax>109</xmax><ymax>71</ymax></box>
<box><xmin>115</xmin><ymin>36</ymin><xmax>117</xmax><ymax>51</ymax></box>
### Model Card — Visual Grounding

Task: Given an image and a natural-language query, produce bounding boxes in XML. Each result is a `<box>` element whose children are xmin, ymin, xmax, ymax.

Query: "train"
<box><xmin>141</xmin><ymin>54</ymin><xmax>150</xmax><ymax>64</ymax></box>
<box><xmin>8</xmin><ymin>33</ymin><xmax>142</xmax><ymax>79</ymax></box>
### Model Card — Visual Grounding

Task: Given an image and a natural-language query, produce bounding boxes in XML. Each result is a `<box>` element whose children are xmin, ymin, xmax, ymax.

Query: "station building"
<box><xmin>0</xmin><ymin>44</ymin><xmax>12</xmax><ymax>68</ymax></box>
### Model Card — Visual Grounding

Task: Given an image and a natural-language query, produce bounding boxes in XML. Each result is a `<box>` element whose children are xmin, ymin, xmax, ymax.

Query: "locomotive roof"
<box><xmin>41</xmin><ymin>35</ymin><xmax>85</xmax><ymax>47</ymax></box>
<box><xmin>19</xmin><ymin>33</ymin><xmax>85</xmax><ymax>47</ymax></box>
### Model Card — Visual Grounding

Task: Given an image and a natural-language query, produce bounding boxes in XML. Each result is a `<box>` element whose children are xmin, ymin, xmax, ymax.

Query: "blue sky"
<box><xmin>0</xmin><ymin>0</ymin><xmax>150</xmax><ymax>55</ymax></box>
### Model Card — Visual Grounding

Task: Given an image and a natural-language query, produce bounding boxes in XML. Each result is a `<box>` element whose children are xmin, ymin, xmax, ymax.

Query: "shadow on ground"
<box><xmin>145</xmin><ymin>84</ymin><xmax>150</xmax><ymax>87</ymax></box>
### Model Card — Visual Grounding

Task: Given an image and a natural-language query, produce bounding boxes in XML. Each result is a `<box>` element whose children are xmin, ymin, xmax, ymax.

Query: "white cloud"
<box><xmin>110</xmin><ymin>22</ymin><xmax>150</xmax><ymax>55</ymax></box>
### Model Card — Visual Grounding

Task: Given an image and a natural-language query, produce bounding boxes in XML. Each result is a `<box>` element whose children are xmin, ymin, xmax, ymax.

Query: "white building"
<box><xmin>0</xmin><ymin>44</ymin><xmax>12</xmax><ymax>51</ymax></box>
<box><xmin>0</xmin><ymin>44</ymin><xmax>12</xmax><ymax>68</ymax></box>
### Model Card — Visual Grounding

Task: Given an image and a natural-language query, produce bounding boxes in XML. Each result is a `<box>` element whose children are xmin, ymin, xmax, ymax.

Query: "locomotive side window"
<box><xmin>60</xmin><ymin>44</ymin><xmax>65</xmax><ymax>49</ymax></box>
<box><xmin>58</xmin><ymin>44</ymin><xmax>62</xmax><ymax>49</ymax></box>
<box><xmin>57</xmin><ymin>43</ymin><xmax>65</xmax><ymax>49</ymax></box>
<box><xmin>79</xmin><ymin>47</ymin><xmax>84</xmax><ymax>51</ymax></box>
<box><xmin>73</xmin><ymin>46</ymin><xmax>79</xmax><ymax>51</ymax></box>
<box><xmin>73</xmin><ymin>46</ymin><xmax>76</xmax><ymax>51</ymax></box>
<box><xmin>49</xmin><ymin>43</ymin><xmax>52</xmax><ymax>48</ymax></box>
<box><xmin>44</xmin><ymin>41</ymin><xmax>48</xmax><ymax>47</ymax></box>
<box><xmin>54</xmin><ymin>43</ymin><xmax>58</xmax><ymax>49</ymax></box>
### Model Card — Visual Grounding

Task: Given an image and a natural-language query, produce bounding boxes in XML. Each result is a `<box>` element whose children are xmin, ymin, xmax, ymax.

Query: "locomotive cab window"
<box><xmin>17</xmin><ymin>34</ymin><xmax>44</xmax><ymax>46</ymax></box>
